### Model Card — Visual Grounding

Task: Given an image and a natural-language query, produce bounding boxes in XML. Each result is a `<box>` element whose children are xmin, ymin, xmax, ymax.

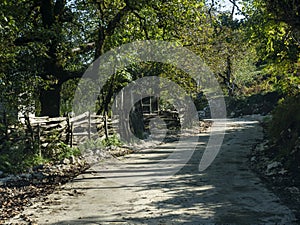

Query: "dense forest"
<box><xmin>0</xmin><ymin>0</ymin><xmax>299</xmax><ymax>179</ymax></box>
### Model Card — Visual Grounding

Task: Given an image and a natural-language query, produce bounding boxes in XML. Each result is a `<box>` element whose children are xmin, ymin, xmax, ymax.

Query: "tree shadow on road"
<box><xmin>47</xmin><ymin>119</ymin><xmax>296</xmax><ymax>224</ymax></box>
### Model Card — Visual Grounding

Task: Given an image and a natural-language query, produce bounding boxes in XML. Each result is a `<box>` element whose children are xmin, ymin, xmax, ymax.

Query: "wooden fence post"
<box><xmin>19</xmin><ymin>111</ymin><xmax>114</xmax><ymax>149</ymax></box>
<box><xmin>67</xmin><ymin>113</ymin><xmax>73</xmax><ymax>147</ymax></box>
<box><xmin>88</xmin><ymin>111</ymin><xmax>91</xmax><ymax>140</ymax></box>
<box><xmin>37</xmin><ymin>123</ymin><xmax>41</xmax><ymax>157</ymax></box>
<box><xmin>70</xmin><ymin>121</ymin><xmax>73</xmax><ymax>147</ymax></box>
<box><xmin>104</xmin><ymin>111</ymin><xmax>108</xmax><ymax>140</ymax></box>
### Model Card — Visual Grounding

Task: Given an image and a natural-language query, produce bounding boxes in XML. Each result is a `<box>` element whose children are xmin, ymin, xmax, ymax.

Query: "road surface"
<box><xmin>8</xmin><ymin>116</ymin><xmax>297</xmax><ymax>224</ymax></box>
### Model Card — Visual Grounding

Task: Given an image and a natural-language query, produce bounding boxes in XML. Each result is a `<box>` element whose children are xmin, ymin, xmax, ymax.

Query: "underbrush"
<box><xmin>0</xmin><ymin>123</ymin><xmax>124</xmax><ymax>175</ymax></box>
<box><xmin>0</xmin><ymin>126</ymin><xmax>81</xmax><ymax>175</ymax></box>
<box><xmin>266</xmin><ymin>93</ymin><xmax>300</xmax><ymax>177</ymax></box>
<box><xmin>226</xmin><ymin>91</ymin><xmax>281</xmax><ymax>117</ymax></box>
<box><xmin>102</xmin><ymin>134</ymin><xmax>123</xmax><ymax>147</ymax></box>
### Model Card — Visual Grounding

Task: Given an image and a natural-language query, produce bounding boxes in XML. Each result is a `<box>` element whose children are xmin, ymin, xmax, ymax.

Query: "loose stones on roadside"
<box><xmin>62</xmin><ymin>158</ymin><xmax>71</xmax><ymax>165</ymax></box>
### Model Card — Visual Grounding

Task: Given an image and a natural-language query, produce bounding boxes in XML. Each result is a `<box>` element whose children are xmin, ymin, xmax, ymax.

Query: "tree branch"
<box><xmin>208</xmin><ymin>0</ymin><xmax>215</xmax><ymax>22</ymax></box>
<box><xmin>54</xmin><ymin>0</ymin><xmax>65</xmax><ymax>17</ymax></box>
<box><xmin>61</xmin><ymin>69</ymin><xmax>86</xmax><ymax>83</ymax></box>
<box><xmin>230</xmin><ymin>0</ymin><xmax>235</xmax><ymax>20</ymax></box>
<box><xmin>71</xmin><ymin>42</ymin><xmax>95</xmax><ymax>54</ymax></box>
<box><xmin>105</xmin><ymin>4</ymin><xmax>131</xmax><ymax>37</ymax></box>
<box><xmin>94</xmin><ymin>1</ymin><xmax>131</xmax><ymax>58</ymax></box>
<box><xmin>40</xmin><ymin>0</ymin><xmax>55</xmax><ymax>28</ymax></box>
<box><xmin>228</xmin><ymin>0</ymin><xmax>249</xmax><ymax>20</ymax></box>
<box><xmin>133</xmin><ymin>11</ymin><xmax>149</xmax><ymax>39</ymax></box>
<box><xmin>14</xmin><ymin>36</ymin><xmax>43</xmax><ymax>46</ymax></box>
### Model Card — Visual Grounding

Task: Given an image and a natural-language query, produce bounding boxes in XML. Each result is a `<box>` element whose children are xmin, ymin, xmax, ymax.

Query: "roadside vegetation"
<box><xmin>0</xmin><ymin>0</ymin><xmax>299</xmax><ymax>179</ymax></box>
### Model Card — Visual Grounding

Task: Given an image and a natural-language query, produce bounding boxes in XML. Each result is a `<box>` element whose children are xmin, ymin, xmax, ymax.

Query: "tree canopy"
<box><xmin>0</xmin><ymin>0</ymin><xmax>299</xmax><ymax>117</ymax></box>
<box><xmin>0</xmin><ymin>0</ymin><xmax>299</xmax><ymax>183</ymax></box>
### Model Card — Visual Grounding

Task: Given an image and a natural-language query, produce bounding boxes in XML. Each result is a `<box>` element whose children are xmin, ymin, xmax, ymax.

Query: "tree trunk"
<box><xmin>38</xmin><ymin>0</ymin><xmax>64</xmax><ymax>117</ymax></box>
<box><xmin>129</xmin><ymin>101</ymin><xmax>145</xmax><ymax>139</ymax></box>
<box><xmin>39</xmin><ymin>84</ymin><xmax>62</xmax><ymax>117</ymax></box>
<box><xmin>226</xmin><ymin>55</ymin><xmax>232</xmax><ymax>96</ymax></box>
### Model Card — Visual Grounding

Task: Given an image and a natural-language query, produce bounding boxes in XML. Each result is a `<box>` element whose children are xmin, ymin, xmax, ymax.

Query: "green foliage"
<box><xmin>0</xmin><ymin>141</ymin><xmax>81</xmax><ymax>174</ymax></box>
<box><xmin>102</xmin><ymin>134</ymin><xmax>123</xmax><ymax>147</ymax></box>
<box><xmin>266</xmin><ymin>94</ymin><xmax>300</xmax><ymax>171</ymax></box>
<box><xmin>243</xmin><ymin>0</ymin><xmax>300</xmax><ymax>174</ymax></box>
<box><xmin>78</xmin><ymin>139</ymin><xmax>104</xmax><ymax>151</ymax></box>
<box><xmin>244</xmin><ymin>0</ymin><xmax>300</xmax><ymax>95</ymax></box>
<box><xmin>268</xmin><ymin>95</ymin><xmax>300</xmax><ymax>146</ymax></box>
<box><xmin>54</xmin><ymin>143</ymin><xmax>81</xmax><ymax>161</ymax></box>
<box><xmin>182</xmin><ymin>3</ymin><xmax>260</xmax><ymax>96</ymax></box>
<box><xmin>0</xmin><ymin>154</ymin><xmax>12</xmax><ymax>173</ymax></box>
<box><xmin>39</xmin><ymin>130</ymin><xmax>81</xmax><ymax>161</ymax></box>
<box><xmin>60</xmin><ymin>79</ymin><xmax>80</xmax><ymax>115</ymax></box>
<box><xmin>240</xmin><ymin>0</ymin><xmax>300</xmax><ymax>175</ymax></box>
<box><xmin>1</xmin><ymin>0</ymin><xmax>299</xmax><ymax>176</ymax></box>
<box><xmin>93</xmin><ymin>0</ymin><xmax>207</xmax><ymax>115</ymax></box>
<box><xmin>0</xmin><ymin>127</ymin><xmax>37</xmax><ymax>174</ymax></box>
<box><xmin>24</xmin><ymin>154</ymin><xmax>49</xmax><ymax>169</ymax></box>
<box><xmin>0</xmin><ymin>121</ymin><xmax>81</xmax><ymax>174</ymax></box>
<box><xmin>78</xmin><ymin>135</ymin><xmax>123</xmax><ymax>150</ymax></box>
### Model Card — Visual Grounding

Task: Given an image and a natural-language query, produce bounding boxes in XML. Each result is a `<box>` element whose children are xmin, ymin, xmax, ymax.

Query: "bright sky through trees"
<box><xmin>219</xmin><ymin>0</ymin><xmax>245</xmax><ymax>20</ymax></box>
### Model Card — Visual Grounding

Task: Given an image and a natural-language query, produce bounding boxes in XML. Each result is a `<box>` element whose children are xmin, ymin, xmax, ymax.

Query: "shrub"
<box><xmin>102</xmin><ymin>134</ymin><xmax>123</xmax><ymax>147</ymax></box>
<box><xmin>267</xmin><ymin>94</ymin><xmax>300</xmax><ymax>172</ymax></box>
<box><xmin>0</xmin><ymin>124</ymin><xmax>81</xmax><ymax>174</ymax></box>
<box><xmin>54</xmin><ymin>143</ymin><xmax>81</xmax><ymax>161</ymax></box>
<box><xmin>78</xmin><ymin>138</ymin><xmax>104</xmax><ymax>151</ymax></box>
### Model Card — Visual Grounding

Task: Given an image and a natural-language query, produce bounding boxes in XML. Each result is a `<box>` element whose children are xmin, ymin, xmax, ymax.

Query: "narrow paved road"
<box><xmin>9</xmin><ymin>117</ymin><xmax>297</xmax><ymax>224</ymax></box>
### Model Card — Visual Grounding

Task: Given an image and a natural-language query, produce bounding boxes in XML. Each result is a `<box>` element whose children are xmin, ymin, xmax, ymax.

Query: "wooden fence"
<box><xmin>69</xmin><ymin>111</ymin><xmax>114</xmax><ymax>146</ymax></box>
<box><xmin>21</xmin><ymin>109</ymin><xmax>179</xmax><ymax>155</ymax></box>
<box><xmin>23</xmin><ymin>111</ymin><xmax>115</xmax><ymax>155</ymax></box>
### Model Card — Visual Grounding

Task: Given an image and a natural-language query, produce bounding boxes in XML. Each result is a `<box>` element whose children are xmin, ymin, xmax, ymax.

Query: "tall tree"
<box><xmin>85</xmin><ymin>0</ymin><xmax>206</xmax><ymax>115</ymax></box>
<box><xmin>244</xmin><ymin>0</ymin><xmax>300</xmax><ymax>94</ymax></box>
<box><xmin>181</xmin><ymin>0</ymin><xmax>258</xmax><ymax>96</ymax></box>
<box><xmin>5</xmin><ymin>0</ymin><xmax>206</xmax><ymax>117</ymax></box>
<box><xmin>10</xmin><ymin>0</ymin><xmax>88</xmax><ymax>116</ymax></box>
<box><xmin>0</xmin><ymin>0</ymin><xmax>38</xmax><ymax>120</ymax></box>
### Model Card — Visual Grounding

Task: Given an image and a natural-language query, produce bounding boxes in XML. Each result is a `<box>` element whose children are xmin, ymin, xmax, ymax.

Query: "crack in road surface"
<box><xmin>8</xmin><ymin>116</ymin><xmax>297</xmax><ymax>224</ymax></box>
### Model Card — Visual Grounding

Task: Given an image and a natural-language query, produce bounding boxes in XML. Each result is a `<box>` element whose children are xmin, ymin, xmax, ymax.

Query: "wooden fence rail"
<box><xmin>21</xmin><ymin>110</ymin><xmax>179</xmax><ymax>155</ymax></box>
<box><xmin>21</xmin><ymin>111</ymin><xmax>115</xmax><ymax>155</ymax></box>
